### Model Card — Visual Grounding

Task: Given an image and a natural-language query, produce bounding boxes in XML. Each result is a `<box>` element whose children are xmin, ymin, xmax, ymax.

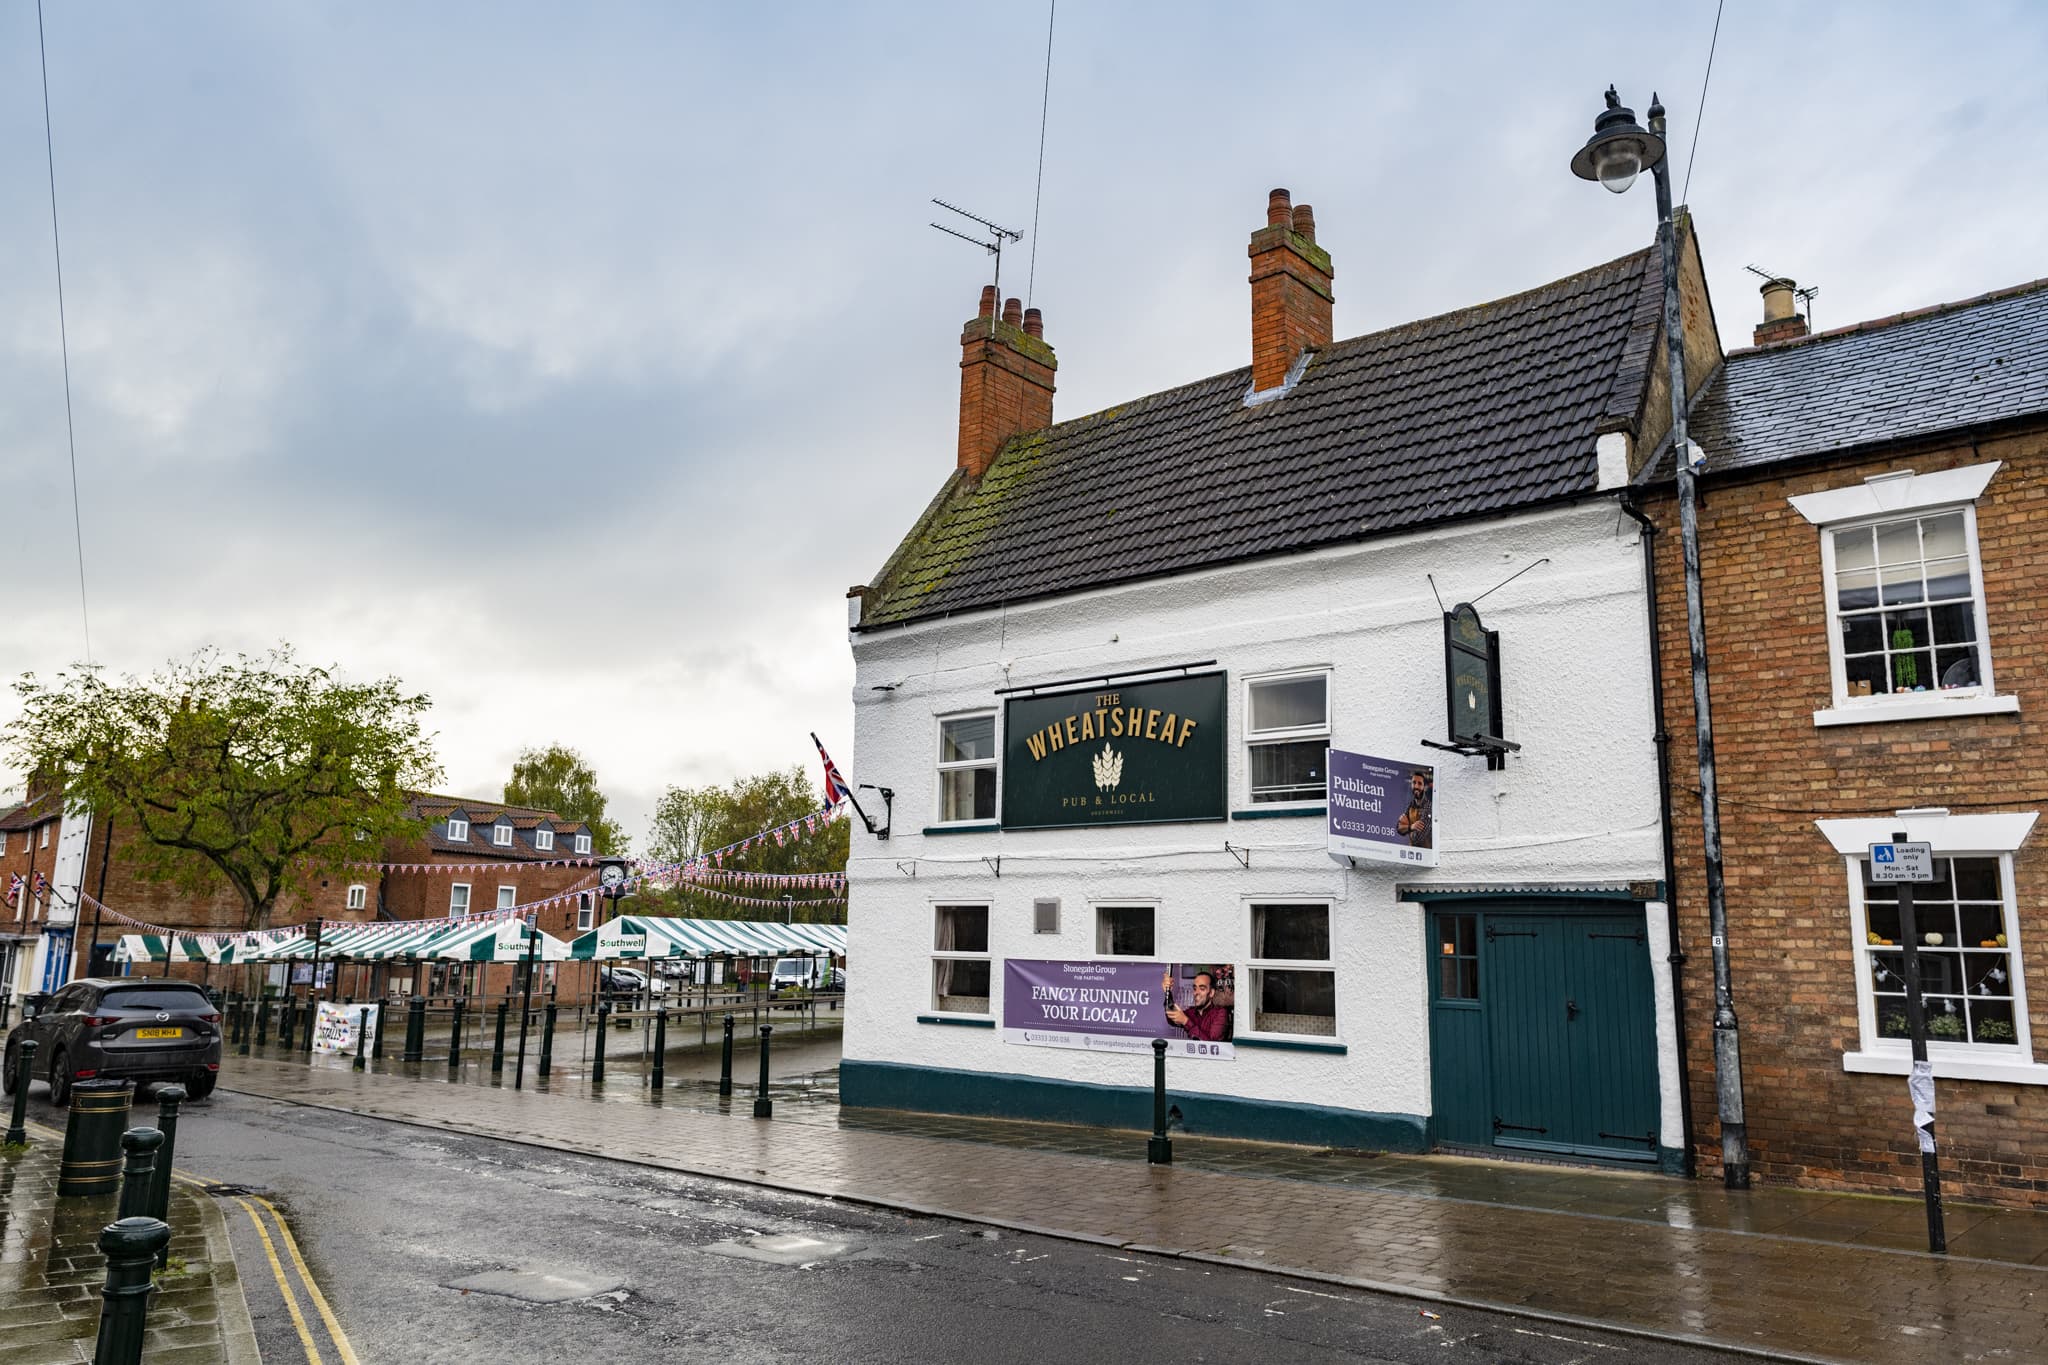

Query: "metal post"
<box><xmin>353</xmin><ymin>1011</ymin><xmax>368</xmax><ymax>1072</ymax></box>
<box><xmin>514</xmin><ymin>918</ymin><xmax>537</xmax><ymax>1089</ymax></box>
<box><xmin>227</xmin><ymin>998</ymin><xmax>242</xmax><ymax>1046</ymax></box>
<box><xmin>116</xmin><ymin>1127</ymin><xmax>162</xmax><ymax>1223</ymax></box>
<box><xmin>651</xmin><ymin>1007</ymin><xmax>667</xmax><ymax>1089</ymax></box>
<box><xmin>539</xmin><ymin>1002</ymin><xmax>556</xmax><ymax>1080</ymax></box>
<box><xmin>592</xmin><ymin>1002</ymin><xmax>609</xmax><ymax>1084</ymax></box>
<box><xmin>448</xmin><ymin>998</ymin><xmax>465</xmax><ymax>1069</ymax></box>
<box><xmin>255</xmin><ymin>997</ymin><xmax>271</xmax><ymax>1049</ymax></box>
<box><xmin>238</xmin><ymin>1003</ymin><xmax>252</xmax><ymax>1058</ymax></box>
<box><xmin>148</xmin><ymin>1086</ymin><xmax>185</xmax><ymax>1268</ymax></box>
<box><xmin>305</xmin><ymin>919</ymin><xmax>324</xmax><ymax>1057</ymax></box>
<box><xmin>1148</xmin><ymin>1039</ymin><xmax>1173</xmax><ymax>1164</ymax></box>
<box><xmin>1648</xmin><ymin>100</ymin><xmax>1747</xmax><ymax>1189</ymax></box>
<box><xmin>372</xmin><ymin>996</ymin><xmax>387</xmax><ymax>1061</ymax></box>
<box><xmin>94</xmin><ymin>1216</ymin><xmax>171</xmax><ymax>1365</ymax></box>
<box><xmin>719</xmin><ymin>1014</ymin><xmax>734</xmax><ymax>1097</ymax></box>
<box><xmin>278</xmin><ymin>995</ymin><xmax>295</xmax><ymax>1051</ymax></box>
<box><xmin>403</xmin><ymin>996</ymin><xmax>425</xmax><ymax>1062</ymax></box>
<box><xmin>753</xmin><ymin>1025</ymin><xmax>774</xmax><ymax>1118</ymax></box>
<box><xmin>1893</xmin><ymin>829</ymin><xmax>1948</xmax><ymax>1254</ymax></box>
<box><xmin>4</xmin><ymin>1038</ymin><xmax>35</xmax><ymax>1145</ymax></box>
<box><xmin>491</xmin><ymin>1002</ymin><xmax>508</xmax><ymax>1077</ymax></box>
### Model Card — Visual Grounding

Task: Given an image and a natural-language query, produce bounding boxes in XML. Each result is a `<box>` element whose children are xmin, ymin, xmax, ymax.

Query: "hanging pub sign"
<box><xmin>1327</xmin><ymin>748</ymin><xmax>1439</xmax><ymax>868</ymax></box>
<box><xmin>1002</xmin><ymin>673</ymin><xmax>1227</xmax><ymax>830</ymax></box>
<box><xmin>1434</xmin><ymin>602</ymin><xmax>1517</xmax><ymax>770</ymax></box>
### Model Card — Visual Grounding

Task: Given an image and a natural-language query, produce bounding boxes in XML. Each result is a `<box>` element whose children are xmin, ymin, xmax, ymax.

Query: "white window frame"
<box><xmin>1818</xmin><ymin>810</ymin><xmax>2048</xmax><ymax>1083</ymax></box>
<box><xmin>1242</xmin><ymin>668</ymin><xmax>1332</xmax><ymax>806</ymax></box>
<box><xmin>493</xmin><ymin>822</ymin><xmax>513</xmax><ymax>847</ymax></box>
<box><xmin>934</xmin><ymin>710</ymin><xmax>1000</xmax><ymax>826</ymax></box>
<box><xmin>39</xmin><ymin>824</ymin><xmax>50</xmax><ymax>848</ymax></box>
<box><xmin>447</xmin><ymin>817</ymin><xmax>469</xmax><ymax>842</ymax></box>
<box><xmin>449</xmin><ymin>883</ymin><xmax>471</xmax><ymax>917</ymax></box>
<box><xmin>344</xmin><ymin>884</ymin><xmax>368</xmax><ymax>911</ymax></box>
<box><xmin>1243</xmin><ymin>897</ymin><xmax>1338</xmax><ymax>1040</ymax></box>
<box><xmin>930</xmin><ymin>901</ymin><xmax>993</xmax><ymax>1016</ymax></box>
<box><xmin>535</xmin><ymin>829</ymin><xmax>554</xmax><ymax>852</ymax></box>
<box><xmin>576</xmin><ymin>893</ymin><xmax>594</xmax><ymax>932</ymax></box>
<box><xmin>574</xmin><ymin>833</ymin><xmax>592</xmax><ymax>855</ymax></box>
<box><xmin>496</xmin><ymin>885</ymin><xmax>517</xmax><ymax>910</ymax></box>
<box><xmin>1794</xmin><ymin>462</ymin><xmax>2019</xmax><ymax>727</ymax></box>
<box><xmin>1092</xmin><ymin>900</ymin><xmax>1160</xmax><ymax>958</ymax></box>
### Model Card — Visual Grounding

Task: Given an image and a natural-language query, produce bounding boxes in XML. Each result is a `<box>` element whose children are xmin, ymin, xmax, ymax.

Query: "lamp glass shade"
<box><xmin>1595</xmin><ymin>140</ymin><xmax>1642</xmax><ymax>194</ymax></box>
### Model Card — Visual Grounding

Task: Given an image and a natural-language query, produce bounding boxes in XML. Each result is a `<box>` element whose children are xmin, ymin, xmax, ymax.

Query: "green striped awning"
<box><xmin>568</xmin><ymin>915</ymin><xmax>848</xmax><ymax>962</ymax></box>
<box><xmin>430</xmin><ymin>919</ymin><xmax>570</xmax><ymax>963</ymax></box>
<box><xmin>112</xmin><ymin>933</ymin><xmax>225</xmax><ymax>964</ymax></box>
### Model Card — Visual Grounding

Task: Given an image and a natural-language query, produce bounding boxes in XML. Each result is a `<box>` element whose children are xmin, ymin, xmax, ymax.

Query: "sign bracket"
<box><xmin>981</xmin><ymin>856</ymin><xmax>1002</xmax><ymax>879</ymax></box>
<box><xmin>1224</xmin><ymin>843</ymin><xmax>1251</xmax><ymax>870</ymax></box>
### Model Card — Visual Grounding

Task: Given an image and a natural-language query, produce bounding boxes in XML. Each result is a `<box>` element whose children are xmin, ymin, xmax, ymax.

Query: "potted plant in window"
<box><xmin>1927</xmin><ymin>1011</ymin><xmax>1966</xmax><ymax>1041</ymax></box>
<box><xmin>1978</xmin><ymin>1018</ymin><xmax>2016</xmax><ymax>1044</ymax></box>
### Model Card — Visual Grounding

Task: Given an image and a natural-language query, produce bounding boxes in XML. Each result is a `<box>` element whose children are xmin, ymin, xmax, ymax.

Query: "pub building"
<box><xmin>840</xmin><ymin>190</ymin><xmax>1717</xmax><ymax>1170</ymax></box>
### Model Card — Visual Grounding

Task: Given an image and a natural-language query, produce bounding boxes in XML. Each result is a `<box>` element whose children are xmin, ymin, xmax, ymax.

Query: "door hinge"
<box><xmin>1493</xmin><ymin>1116</ymin><xmax>1548</xmax><ymax>1135</ymax></box>
<box><xmin>1484</xmin><ymin>926</ymin><xmax>1539</xmax><ymax>941</ymax></box>
<box><xmin>1587</xmin><ymin>931</ymin><xmax>1645</xmax><ymax>942</ymax></box>
<box><xmin>1597</xmin><ymin>1130</ymin><xmax>1658</xmax><ymax>1148</ymax></box>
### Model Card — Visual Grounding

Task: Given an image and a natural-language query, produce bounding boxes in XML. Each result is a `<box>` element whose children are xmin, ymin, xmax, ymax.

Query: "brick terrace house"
<box><xmin>0</xmin><ymin>787</ymin><xmax>67</xmax><ymax>1000</ymax></box>
<box><xmin>1642</xmin><ymin>274</ymin><xmax>2048</xmax><ymax>1204</ymax></box>
<box><xmin>1</xmin><ymin>788</ymin><xmax>603</xmax><ymax>1003</ymax></box>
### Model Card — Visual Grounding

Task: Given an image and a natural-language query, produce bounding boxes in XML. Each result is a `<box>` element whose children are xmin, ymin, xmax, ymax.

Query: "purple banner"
<box><xmin>1003</xmin><ymin>958</ymin><xmax>1234</xmax><ymax>1059</ymax></box>
<box><xmin>1327</xmin><ymin>748</ymin><xmax>1439</xmax><ymax>867</ymax></box>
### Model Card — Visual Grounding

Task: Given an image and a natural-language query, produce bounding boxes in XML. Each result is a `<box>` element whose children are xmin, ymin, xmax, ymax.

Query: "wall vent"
<box><xmin>1033</xmin><ymin>899</ymin><xmax>1060</xmax><ymax>934</ymax></box>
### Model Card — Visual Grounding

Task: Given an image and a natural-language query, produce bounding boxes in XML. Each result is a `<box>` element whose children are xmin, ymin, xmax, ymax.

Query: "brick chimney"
<box><xmin>1248</xmin><ymin>188</ymin><xmax>1334</xmax><ymax>394</ymax></box>
<box><xmin>957</xmin><ymin>284</ymin><xmax>1056</xmax><ymax>479</ymax></box>
<box><xmin>1753</xmin><ymin>277</ymin><xmax>1810</xmax><ymax>346</ymax></box>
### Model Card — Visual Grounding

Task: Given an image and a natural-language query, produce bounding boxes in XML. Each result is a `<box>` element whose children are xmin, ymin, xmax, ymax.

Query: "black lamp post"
<box><xmin>781</xmin><ymin>893</ymin><xmax>793</xmax><ymax>925</ymax></box>
<box><xmin>1572</xmin><ymin>86</ymin><xmax>1749</xmax><ymax>1189</ymax></box>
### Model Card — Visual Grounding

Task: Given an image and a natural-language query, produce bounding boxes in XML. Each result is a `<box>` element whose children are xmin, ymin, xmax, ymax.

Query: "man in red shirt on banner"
<box><xmin>1163</xmin><ymin>969</ymin><xmax>1228</xmax><ymax>1042</ymax></box>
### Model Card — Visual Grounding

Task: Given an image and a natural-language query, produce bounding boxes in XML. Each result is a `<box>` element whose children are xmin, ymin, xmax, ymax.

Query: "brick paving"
<box><xmin>222</xmin><ymin>1051</ymin><xmax>2048</xmax><ymax>1365</ymax></box>
<box><xmin>0</xmin><ymin>1123</ymin><xmax>257</xmax><ymax>1365</ymax></box>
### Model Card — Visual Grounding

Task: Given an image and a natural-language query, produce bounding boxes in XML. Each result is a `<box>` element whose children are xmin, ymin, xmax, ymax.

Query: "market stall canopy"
<box><xmin>431</xmin><ymin>918</ymin><xmax>570</xmax><ymax>962</ymax></box>
<box><xmin>111</xmin><ymin>933</ymin><xmax>230</xmax><ymax>965</ymax></box>
<box><xmin>569</xmin><ymin>915</ymin><xmax>849</xmax><ymax>962</ymax></box>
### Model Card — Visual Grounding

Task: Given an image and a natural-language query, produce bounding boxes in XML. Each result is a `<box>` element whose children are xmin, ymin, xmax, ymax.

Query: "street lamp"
<box><xmin>1572</xmin><ymin>85</ymin><xmax>1750</xmax><ymax>1190</ymax></box>
<box><xmin>781</xmin><ymin>893</ymin><xmax>793</xmax><ymax>925</ymax></box>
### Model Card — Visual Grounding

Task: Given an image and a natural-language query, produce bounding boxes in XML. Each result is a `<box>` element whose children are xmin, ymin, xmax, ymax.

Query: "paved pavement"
<box><xmin>0</xmin><ymin>1117</ymin><xmax>258</xmax><ymax>1365</ymax></box>
<box><xmin>215</xmin><ymin>1048</ymin><xmax>2048</xmax><ymax>1365</ymax></box>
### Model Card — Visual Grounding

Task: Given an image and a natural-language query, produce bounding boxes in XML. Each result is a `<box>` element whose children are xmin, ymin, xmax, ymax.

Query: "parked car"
<box><xmin>599</xmin><ymin>966</ymin><xmax>665</xmax><ymax>1000</ymax></box>
<box><xmin>2</xmin><ymin>978</ymin><xmax>223</xmax><ymax>1104</ymax></box>
<box><xmin>770</xmin><ymin>957</ymin><xmax>839</xmax><ymax>992</ymax></box>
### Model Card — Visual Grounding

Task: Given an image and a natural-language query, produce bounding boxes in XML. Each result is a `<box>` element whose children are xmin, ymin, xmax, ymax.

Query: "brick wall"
<box><xmin>1647</xmin><ymin>419</ymin><xmax>2048</xmax><ymax>1205</ymax></box>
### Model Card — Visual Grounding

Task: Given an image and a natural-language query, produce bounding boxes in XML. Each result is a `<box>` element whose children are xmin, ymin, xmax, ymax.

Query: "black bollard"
<box><xmin>651</xmin><ymin>1007</ymin><xmax>667</xmax><ymax>1089</ymax></box>
<box><xmin>403</xmin><ymin>996</ymin><xmax>425</xmax><ymax>1063</ymax></box>
<box><xmin>237</xmin><ymin>1003</ymin><xmax>253</xmax><ymax>1058</ymax></box>
<box><xmin>116</xmin><ymin>1127</ymin><xmax>163</xmax><ymax>1223</ymax></box>
<box><xmin>227</xmin><ymin>998</ymin><xmax>242</xmax><ymax>1046</ymax></box>
<box><xmin>1148</xmin><ymin>1039</ymin><xmax>1173</xmax><ymax>1165</ymax></box>
<box><xmin>372</xmin><ymin>997</ymin><xmax>388</xmax><ymax>1061</ymax></box>
<box><xmin>353</xmin><ymin>1013</ymin><xmax>368</xmax><ymax>1072</ymax></box>
<box><xmin>4</xmin><ymin>1038</ymin><xmax>35</xmax><ymax>1145</ymax></box>
<box><xmin>94</xmin><ymin>1216</ymin><xmax>171</xmax><ymax>1365</ymax></box>
<box><xmin>491</xmin><ymin>1002</ymin><xmax>508</xmax><ymax>1077</ymax></box>
<box><xmin>278</xmin><ymin>996</ymin><xmax>294</xmax><ymax>1051</ymax></box>
<box><xmin>753</xmin><ymin>1025</ymin><xmax>774</xmax><ymax>1118</ymax></box>
<box><xmin>448</xmin><ymin>999</ymin><xmax>465</xmax><ymax>1069</ymax></box>
<box><xmin>149</xmin><ymin>1086</ymin><xmax>186</xmax><ymax>1268</ymax></box>
<box><xmin>718</xmin><ymin>1014</ymin><xmax>734</xmax><ymax>1097</ymax></box>
<box><xmin>539</xmin><ymin>1002</ymin><xmax>556</xmax><ymax>1080</ymax></box>
<box><xmin>592</xmin><ymin>1002</ymin><xmax>609</xmax><ymax>1084</ymax></box>
<box><xmin>255</xmin><ymin>998</ymin><xmax>270</xmax><ymax>1049</ymax></box>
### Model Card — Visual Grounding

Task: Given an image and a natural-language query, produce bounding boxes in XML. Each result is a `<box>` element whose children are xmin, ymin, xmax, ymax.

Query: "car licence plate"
<box><xmin>134</xmin><ymin>1027</ymin><xmax>183</xmax><ymax>1040</ymax></box>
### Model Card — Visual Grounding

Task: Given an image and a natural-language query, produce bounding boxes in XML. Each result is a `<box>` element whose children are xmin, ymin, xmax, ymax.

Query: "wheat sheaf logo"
<box><xmin>1092</xmin><ymin>742</ymin><xmax>1124</xmax><ymax>791</ymax></box>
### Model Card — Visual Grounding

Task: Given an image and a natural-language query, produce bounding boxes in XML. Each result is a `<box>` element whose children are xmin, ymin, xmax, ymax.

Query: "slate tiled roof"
<box><xmin>407</xmin><ymin>791</ymin><xmax>588</xmax><ymax>861</ymax></box>
<box><xmin>1684</xmin><ymin>278</ymin><xmax>2048</xmax><ymax>477</ymax></box>
<box><xmin>0</xmin><ymin>793</ymin><xmax>61</xmax><ymax>832</ymax></box>
<box><xmin>860</xmin><ymin>247</ymin><xmax>1663</xmax><ymax>630</ymax></box>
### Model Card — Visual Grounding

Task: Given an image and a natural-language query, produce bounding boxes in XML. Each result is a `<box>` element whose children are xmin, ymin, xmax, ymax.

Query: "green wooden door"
<box><xmin>1427</xmin><ymin>903</ymin><xmax>1660</xmax><ymax>1163</ymax></box>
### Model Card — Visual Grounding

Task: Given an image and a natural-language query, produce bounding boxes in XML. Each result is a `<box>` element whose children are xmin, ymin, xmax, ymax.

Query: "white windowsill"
<box><xmin>1843</xmin><ymin>1049</ymin><xmax>2048</xmax><ymax>1085</ymax></box>
<box><xmin>1813</xmin><ymin>694</ymin><xmax>2019</xmax><ymax>728</ymax></box>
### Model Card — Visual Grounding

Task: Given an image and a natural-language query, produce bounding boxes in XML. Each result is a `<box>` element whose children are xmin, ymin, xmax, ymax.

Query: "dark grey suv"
<box><xmin>2</xmin><ymin>978</ymin><xmax>223</xmax><ymax>1104</ymax></box>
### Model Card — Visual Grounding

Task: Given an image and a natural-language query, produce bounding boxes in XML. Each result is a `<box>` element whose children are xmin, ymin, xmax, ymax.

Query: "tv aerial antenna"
<box><xmin>1745</xmin><ymin>263</ymin><xmax>1819</xmax><ymax>328</ymax></box>
<box><xmin>931</xmin><ymin>198</ymin><xmax>1023</xmax><ymax>303</ymax></box>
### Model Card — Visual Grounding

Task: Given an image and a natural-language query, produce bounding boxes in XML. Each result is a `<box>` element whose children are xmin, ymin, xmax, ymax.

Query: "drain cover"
<box><xmin>704</xmin><ymin>1233</ymin><xmax>855</xmax><ymax>1266</ymax></box>
<box><xmin>201</xmin><ymin>1183</ymin><xmax>268</xmax><ymax>1197</ymax></box>
<box><xmin>443</xmin><ymin>1270</ymin><xmax>624</xmax><ymax>1303</ymax></box>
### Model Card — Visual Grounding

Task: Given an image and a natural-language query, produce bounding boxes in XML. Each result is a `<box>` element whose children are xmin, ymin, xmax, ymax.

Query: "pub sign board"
<box><xmin>1327</xmin><ymin>747</ymin><xmax>1440</xmax><ymax>868</ymax></box>
<box><xmin>1002</xmin><ymin>673</ymin><xmax>1227</xmax><ymax>829</ymax></box>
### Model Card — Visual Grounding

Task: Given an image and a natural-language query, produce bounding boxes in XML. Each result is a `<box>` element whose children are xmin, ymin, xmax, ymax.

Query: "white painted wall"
<box><xmin>846</xmin><ymin>499</ymin><xmax>1674</xmax><ymax>1135</ymax></box>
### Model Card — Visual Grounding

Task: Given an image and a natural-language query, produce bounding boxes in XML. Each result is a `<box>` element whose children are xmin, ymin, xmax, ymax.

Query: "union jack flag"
<box><xmin>813</xmin><ymin>733</ymin><xmax>853</xmax><ymax>809</ymax></box>
<box><xmin>5</xmin><ymin>874</ymin><xmax>19</xmax><ymax>907</ymax></box>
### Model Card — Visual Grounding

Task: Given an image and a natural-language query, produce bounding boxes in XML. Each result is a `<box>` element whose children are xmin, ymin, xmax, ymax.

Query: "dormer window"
<box><xmin>535</xmin><ymin>829</ymin><xmax>554</xmax><ymax>852</ymax></box>
<box><xmin>574</xmin><ymin>833</ymin><xmax>592</xmax><ymax>855</ymax></box>
<box><xmin>447</xmin><ymin>818</ymin><xmax>469</xmax><ymax>842</ymax></box>
<box><xmin>493</xmin><ymin>822</ymin><xmax>513</xmax><ymax>847</ymax></box>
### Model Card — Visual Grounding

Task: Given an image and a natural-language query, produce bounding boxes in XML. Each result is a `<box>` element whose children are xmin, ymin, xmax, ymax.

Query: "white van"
<box><xmin>769</xmin><ymin>957</ymin><xmax>834</xmax><ymax>991</ymax></box>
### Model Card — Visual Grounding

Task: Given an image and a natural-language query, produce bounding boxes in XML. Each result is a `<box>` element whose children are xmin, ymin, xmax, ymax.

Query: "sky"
<box><xmin>1</xmin><ymin>3</ymin><xmax>2044</xmax><ymax>844</ymax></box>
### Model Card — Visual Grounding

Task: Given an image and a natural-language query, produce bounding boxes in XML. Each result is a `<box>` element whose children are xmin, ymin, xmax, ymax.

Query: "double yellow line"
<box><xmin>227</xmin><ymin>1190</ymin><xmax>360</xmax><ymax>1365</ymax></box>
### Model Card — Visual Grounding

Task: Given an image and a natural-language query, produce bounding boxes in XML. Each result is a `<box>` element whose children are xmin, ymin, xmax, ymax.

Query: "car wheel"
<box><xmin>187</xmin><ymin>1072</ymin><xmax>217</xmax><ymax>1101</ymax></box>
<box><xmin>48</xmin><ymin>1048</ymin><xmax>71</xmax><ymax>1106</ymax></box>
<box><xmin>1</xmin><ymin>1040</ymin><xmax>16</xmax><ymax>1096</ymax></box>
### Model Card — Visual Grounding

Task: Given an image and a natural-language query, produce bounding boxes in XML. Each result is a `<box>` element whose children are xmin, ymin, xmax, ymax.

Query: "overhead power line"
<box><xmin>36</xmin><ymin>0</ymin><xmax>92</xmax><ymax>664</ymax></box>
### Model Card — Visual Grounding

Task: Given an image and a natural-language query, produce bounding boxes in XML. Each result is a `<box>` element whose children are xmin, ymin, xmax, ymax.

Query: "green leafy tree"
<box><xmin>640</xmin><ymin>766</ymin><xmax>847</xmax><ymax>922</ymax></box>
<box><xmin>5</xmin><ymin>647</ymin><xmax>441</xmax><ymax>931</ymax></box>
<box><xmin>503</xmin><ymin>744</ymin><xmax>628</xmax><ymax>855</ymax></box>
